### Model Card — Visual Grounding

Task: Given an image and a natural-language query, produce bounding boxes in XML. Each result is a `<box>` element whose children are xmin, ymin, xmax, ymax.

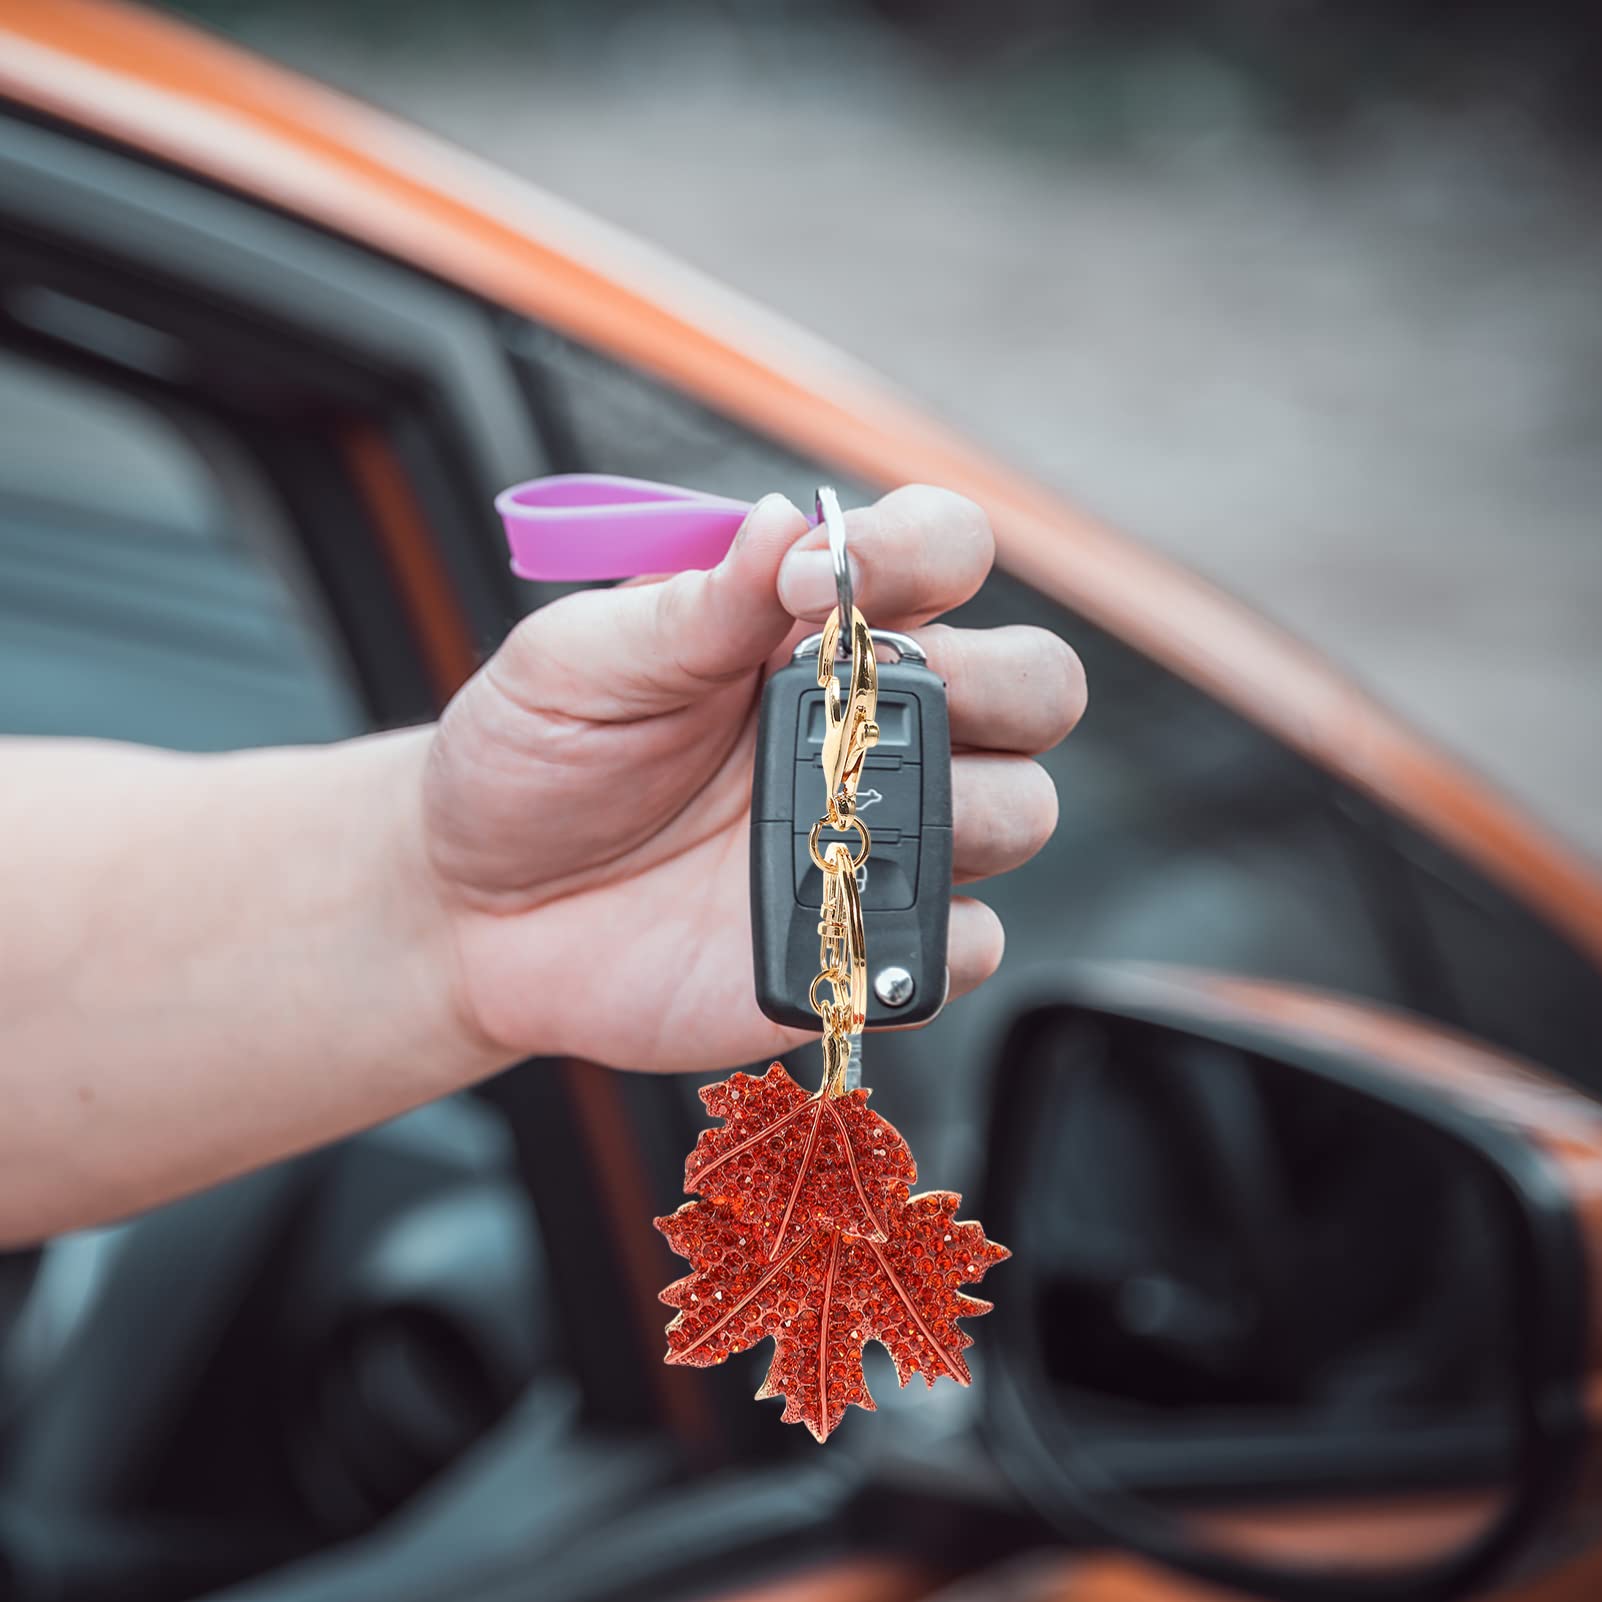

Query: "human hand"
<box><xmin>422</xmin><ymin>486</ymin><xmax>1086</xmax><ymax>1072</ymax></box>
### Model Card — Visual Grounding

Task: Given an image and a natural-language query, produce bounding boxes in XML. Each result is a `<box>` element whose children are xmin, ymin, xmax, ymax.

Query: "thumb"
<box><xmin>488</xmin><ymin>492</ymin><xmax>810</xmax><ymax>721</ymax></box>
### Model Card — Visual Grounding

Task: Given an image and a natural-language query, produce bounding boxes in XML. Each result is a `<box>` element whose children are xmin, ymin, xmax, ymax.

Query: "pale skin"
<box><xmin>0</xmin><ymin>486</ymin><xmax>1085</xmax><ymax>1248</ymax></box>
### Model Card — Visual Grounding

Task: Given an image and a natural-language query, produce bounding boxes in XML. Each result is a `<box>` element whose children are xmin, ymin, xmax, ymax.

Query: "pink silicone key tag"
<box><xmin>494</xmin><ymin>473</ymin><xmax>757</xmax><ymax>582</ymax></box>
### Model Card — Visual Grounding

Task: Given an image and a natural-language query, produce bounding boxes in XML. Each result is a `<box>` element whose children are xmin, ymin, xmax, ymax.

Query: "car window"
<box><xmin>507</xmin><ymin>324</ymin><xmax>840</xmax><ymax>509</ymax></box>
<box><xmin>0</xmin><ymin>349</ymin><xmax>365</xmax><ymax>749</ymax></box>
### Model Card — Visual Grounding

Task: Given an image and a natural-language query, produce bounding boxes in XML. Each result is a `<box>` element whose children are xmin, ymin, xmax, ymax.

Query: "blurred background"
<box><xmin>173</xmin><ymin>0</ymin><xmax>1602</xmax><ymax>853</ymax></box>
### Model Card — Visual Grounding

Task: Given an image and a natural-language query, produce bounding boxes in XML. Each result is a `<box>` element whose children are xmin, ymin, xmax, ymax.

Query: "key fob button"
<box><xmin>794</xmin><ymin>835</ymin><xmax>918</xmax><ymax>912</ymax></box>
<box><xmin>790</xmin><ymin>755</ymin><xmax>922</xmax><ymax>841</ymax></box>
<box><xmin>795</xmin><ymin>687</ymin><xmax>920</xmax><ymax>756</ymax></box>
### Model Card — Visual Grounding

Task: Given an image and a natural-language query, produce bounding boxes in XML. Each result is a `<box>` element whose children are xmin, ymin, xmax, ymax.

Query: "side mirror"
<box><xmin>978</xmin><ymin>964</ymin><xmax>1602</xmax><ymax>1602</ymax></box>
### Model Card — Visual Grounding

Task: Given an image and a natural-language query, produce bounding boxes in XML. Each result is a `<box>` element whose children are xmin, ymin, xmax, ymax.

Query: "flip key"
<box><xmin>751</xmin><ymin>629</ymin><xmax>952</xmax><ymax>1030</ymax></box>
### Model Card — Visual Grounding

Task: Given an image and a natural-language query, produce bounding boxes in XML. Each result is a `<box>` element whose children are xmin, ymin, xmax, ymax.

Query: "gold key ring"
<box><xmin>808</xmin><ymin>813</ymin><xmax>870</xmax><ymax>872</ymax></box>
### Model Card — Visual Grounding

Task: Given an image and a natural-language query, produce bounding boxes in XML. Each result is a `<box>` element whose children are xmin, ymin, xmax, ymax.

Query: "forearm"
<box><xmin>0</xmin><ymin>731</ymin><xmax>506</xmax><ymax>1246</ymax></box>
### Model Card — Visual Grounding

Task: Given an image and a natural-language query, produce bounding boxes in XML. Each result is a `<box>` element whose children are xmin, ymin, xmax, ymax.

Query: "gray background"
<box><xmin>196</xmin><ymin>3</ymin><xmax>1602</xmax><ymax>856</ymax></box>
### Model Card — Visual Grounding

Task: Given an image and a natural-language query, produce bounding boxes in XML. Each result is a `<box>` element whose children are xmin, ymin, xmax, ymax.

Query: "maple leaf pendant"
<box><xmin>655</xmin><ymin>1064</ymin><xmax>1010</xmax><ymax>1443</ymax></box>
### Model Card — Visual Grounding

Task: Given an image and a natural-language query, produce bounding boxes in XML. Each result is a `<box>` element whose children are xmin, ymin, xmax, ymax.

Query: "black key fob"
<box><xmin>751</xmin><ymin>630</ymin><xmax>952</xmax><ymax>1030</ymax></box>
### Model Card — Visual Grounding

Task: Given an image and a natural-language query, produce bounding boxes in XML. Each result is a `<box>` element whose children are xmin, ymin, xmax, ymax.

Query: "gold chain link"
<box><xmin>809</xmin><ymin>603</ymin><xmax>878</xmax><ymax>1097</ymax></box>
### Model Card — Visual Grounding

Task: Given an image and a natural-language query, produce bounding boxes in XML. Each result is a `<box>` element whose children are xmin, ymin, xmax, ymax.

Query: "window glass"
<box><xmin>507</xmin><ymin>324</ymin><xmax>851</xmax><ymax>510</ymax></box>
<box><xmin>0</xmin><ymin>351</ymin><xmax>364</xmax><ymax>749</ymax></box>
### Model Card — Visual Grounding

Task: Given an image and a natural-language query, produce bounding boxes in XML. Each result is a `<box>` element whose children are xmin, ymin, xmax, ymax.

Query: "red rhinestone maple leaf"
<box><xmin>656</xmin><ymin>1063</ymin><xmax>1009</xmax><ymax>1443</ymax></box>
<box><xmin>682</xmin><ymin>1063</ymin><xmax>916</xmax><ymax>1260</ymax></box>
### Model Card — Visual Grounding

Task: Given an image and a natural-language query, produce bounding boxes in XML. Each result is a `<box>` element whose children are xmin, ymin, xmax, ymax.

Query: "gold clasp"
<box><xmin>817</xmin><ymin>604</ymin><xmax>879</xmax><ymax>823</ymax></box>
<box><xmin>818</xmin><ymin>841</ymin><xmax>867</xmax><ymax>1030</ymax></box>
<box><xmin>811</xmin><ymin>842</ymin><xmax>867</xmax><ymax>1096</ymax></box>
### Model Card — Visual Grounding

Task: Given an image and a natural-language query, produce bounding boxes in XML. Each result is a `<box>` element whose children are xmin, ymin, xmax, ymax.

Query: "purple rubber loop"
<box><xmin>495</xmin><ymin>473</ymin><xmax>763</xmax><ymax>582</ymax></box>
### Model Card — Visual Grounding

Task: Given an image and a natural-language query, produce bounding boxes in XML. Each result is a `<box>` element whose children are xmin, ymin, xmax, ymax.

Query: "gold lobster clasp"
<box><xmin>813</xmin><ymin>486</ymin><xmax>880</xmax><ymax>823</ymax></box>
<box><xmin>812</xmin><ymin>840</ymin><xmax>867</xmax><ymax>1033</ymax></box>
<box><xmin>811</xmin><ymin>840</ymin><xmax>867</xmax><ymax>1096</ymax></box>
<box><xmin>816</xmin><ymin>603</ymin><xmax>879</xmax><ymax>820</ymax></box>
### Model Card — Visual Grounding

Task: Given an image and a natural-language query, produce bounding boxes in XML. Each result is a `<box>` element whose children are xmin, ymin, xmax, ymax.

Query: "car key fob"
<box><xmin>751</xmin><ymin>629</ymin><xmax>951</xmax><ymax>1030</ymax></box>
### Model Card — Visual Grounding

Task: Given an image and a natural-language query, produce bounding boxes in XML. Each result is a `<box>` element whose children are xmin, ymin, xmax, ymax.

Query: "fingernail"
<box><xmin>733</xmin><ymin>492</ymin><xmax>801</xmax><ymax>554</ymax></box>
<box><xmin>779</xmin><ymin>548</ymin><xmax>859</xmax><ymax>617</ymax></box>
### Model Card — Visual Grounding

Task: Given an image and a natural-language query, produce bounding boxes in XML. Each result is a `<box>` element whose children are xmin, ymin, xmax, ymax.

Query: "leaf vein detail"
<box><xmin>866</xmin><ymin>1236</ymin><xmax>966</xmax><ymax>1383</ymax></box>
<box><xmin>690</xmin><ymin>1098</ymin><xmax>809</xmax><ymax>1187</ymax></box>
<box><xmin>819</xmin><ymin>1233</ymin><xmax>840</xmax><ymax>1435</ymax></box>
<box><xmin>770</xmin><ymin>1098</ymin><xmax>828</xmax><ymax>1260</ymax></box>
<box><xmin>825</xmin><ymin>1098</ymin><xmax>889</xmax><ymax>1242</ymax></box>
<box><xmin>670</xmin><ymin>1232</ymin><xmax>813</xmax><ymax>1360</ymax></box>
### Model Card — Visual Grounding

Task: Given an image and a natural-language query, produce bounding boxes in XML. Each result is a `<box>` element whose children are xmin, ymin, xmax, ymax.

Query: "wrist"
<box><xmin>346</xmin><ymin>728</ymin><xmax>514</xmax><ymax>1084</ymax></box>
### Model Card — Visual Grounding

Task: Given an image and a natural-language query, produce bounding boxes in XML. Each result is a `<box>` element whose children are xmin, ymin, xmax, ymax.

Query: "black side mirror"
<box><xmin>978</xmin><ymin>964</ymin><xmax>1602</xmax><ymax>1602</ymax></box>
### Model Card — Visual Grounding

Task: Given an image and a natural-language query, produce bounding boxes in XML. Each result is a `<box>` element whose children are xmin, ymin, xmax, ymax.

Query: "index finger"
<box><xmin>776</xmin><ymin>484</ymin><xmax>995</xmax><ymax>629</ymax></box>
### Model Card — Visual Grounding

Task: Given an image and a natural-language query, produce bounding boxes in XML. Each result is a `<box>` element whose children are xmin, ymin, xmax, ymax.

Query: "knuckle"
<box><xmin>485</xmin><ymin>592</ymin><xmax>597</xmax><ymax>713</ymax></box>
<box><xmin>493</xmin><ymin>607</ymin><xmax>554</xmax><ymax>686</ymax></box>
<box><xmin>502</xmin><ymin>594</ymin><xmax>570</xmax><ymax>667</ymax></box>
<box><xmin>653</xmin><ymin>568</ymin><xmax>696</xmax><ymax>640</ymax></box>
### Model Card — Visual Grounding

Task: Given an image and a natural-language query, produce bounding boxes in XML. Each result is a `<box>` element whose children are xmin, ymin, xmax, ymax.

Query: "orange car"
<box><xmin>2</xmin><ymin>5</ymin><xmax>1601</xmax><ymax>1602</ymax></box>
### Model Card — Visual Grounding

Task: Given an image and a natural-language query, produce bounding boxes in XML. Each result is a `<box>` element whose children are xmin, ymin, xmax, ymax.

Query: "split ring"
<box><xmin>808</xmin><ymin>814</ymin><xmax>870</xmax><ymax>872</ymax></box>
<box><xmin>815</xmin><ymin>485</ymin><xmax>853</xmax><ymax>642</ymax></box>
